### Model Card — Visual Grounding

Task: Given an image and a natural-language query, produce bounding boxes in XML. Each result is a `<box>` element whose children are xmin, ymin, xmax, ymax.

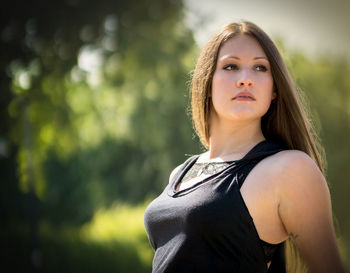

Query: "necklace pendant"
<box><xmin>198</xmin><ymin>163</ymin><xmax>209</xmax><ymax>176</ymax></box>
<box><xmin>197</xmin><ymin>168</ymin><xmax>204</xmax><ymax>176</ymax></box>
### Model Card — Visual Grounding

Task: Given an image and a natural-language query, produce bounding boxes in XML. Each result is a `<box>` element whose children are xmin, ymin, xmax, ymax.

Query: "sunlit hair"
<box><xmin>190</xmin><ymin>21</ymin><xmax>326</xmax><ymax>272</ymax></box>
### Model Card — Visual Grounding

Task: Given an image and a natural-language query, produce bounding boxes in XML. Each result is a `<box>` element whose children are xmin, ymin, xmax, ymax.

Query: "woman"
<box><xmin>144</xmin><ymin>21</ymin><xmax>346</xmax><ymax>273</ymax></box>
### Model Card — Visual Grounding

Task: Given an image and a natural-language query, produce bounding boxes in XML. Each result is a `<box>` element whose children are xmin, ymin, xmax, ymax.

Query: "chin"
<box><xmin>229</xmin><ymin>109</ymin><xmax>258</xmax><ymax>118</ymax></box>
<box><xmin>225</xmin><ymin>110</ymin><xmax>266</xmax><ymax>123</ymax></box>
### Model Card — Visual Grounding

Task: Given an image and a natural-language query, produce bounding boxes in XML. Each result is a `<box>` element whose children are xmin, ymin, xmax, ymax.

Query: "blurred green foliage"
<box><xmin>1</xmin><ymin>0</ymin><xmax>200</xmax><ymax>271</ymax></box>
<box><xmin>3</xmin><ymin>202</ymin><xmax>152</xmax><ymax>273</ymax></box>
<box><xmin>0</xmin><ymin>0</ymin><xmax>349</xmax><ymax>272</ymax></box>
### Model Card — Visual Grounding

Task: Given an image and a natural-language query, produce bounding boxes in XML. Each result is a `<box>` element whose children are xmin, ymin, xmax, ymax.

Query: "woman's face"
<box><xmin>210</xmin><ymin>34</ymin><xmax>275</xmax><ymax>126</ymax></box>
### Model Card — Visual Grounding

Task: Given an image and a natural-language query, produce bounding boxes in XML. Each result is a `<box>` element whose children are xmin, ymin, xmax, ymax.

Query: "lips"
<box><xmin>233</xmin><ymin>91</ymin><xmax>256</xmax><ymax>101</ymax></box>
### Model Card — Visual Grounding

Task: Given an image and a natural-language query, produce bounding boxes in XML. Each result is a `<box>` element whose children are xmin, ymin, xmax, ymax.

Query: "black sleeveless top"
<box><xmin>144</xmin><ymin>140</ymin><xmax>286</xmax><ymax>273</ymax></box>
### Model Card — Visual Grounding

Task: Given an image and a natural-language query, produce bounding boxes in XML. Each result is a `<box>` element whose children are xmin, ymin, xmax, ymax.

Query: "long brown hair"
<box><xmin>190</xmin><ymin>21</ymin><xmax>326</xmax><ymax>272</ymax></box>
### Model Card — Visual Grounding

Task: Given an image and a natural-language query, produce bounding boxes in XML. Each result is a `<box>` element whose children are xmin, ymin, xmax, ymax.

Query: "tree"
<box><xmin>1</xmin><ymin>0</ymin><xmax>200</xmax><ymax>271</ymax></box>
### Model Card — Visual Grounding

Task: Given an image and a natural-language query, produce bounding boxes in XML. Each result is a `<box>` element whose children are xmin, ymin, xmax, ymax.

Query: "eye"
<box><xmin>223</xmin><ymin>64</ymin><xmax>238</xmax><ymax>71</ymax></box>
<box><xmin>256</xmin><ymin>65</ymin><xmax>268</xmax><ymax>72</ymax></box>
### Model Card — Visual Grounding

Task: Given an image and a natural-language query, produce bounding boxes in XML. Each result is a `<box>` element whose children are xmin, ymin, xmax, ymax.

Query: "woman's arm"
<box><xmin>277</xmin><ymin>151</ymin><xmax>346</xmax><ymax>273</ymax></box>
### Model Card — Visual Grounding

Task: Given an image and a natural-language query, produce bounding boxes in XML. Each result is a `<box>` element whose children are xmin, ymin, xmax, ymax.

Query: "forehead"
<box><xmin>218</xmin><ymin>34</ymin><xmax>267</xmax><ymax>59</ymax></box>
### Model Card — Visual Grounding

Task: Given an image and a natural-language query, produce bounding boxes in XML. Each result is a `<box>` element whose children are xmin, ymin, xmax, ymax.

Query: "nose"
<box><xmin>236</xmin><ymin>70</ymin><xmax>254</xmax><ymax>87</ymax></box>
<box><xmin>236</xmin><ymin>79</ymin><xmax>254</xmax><ymax>88</ymax></box>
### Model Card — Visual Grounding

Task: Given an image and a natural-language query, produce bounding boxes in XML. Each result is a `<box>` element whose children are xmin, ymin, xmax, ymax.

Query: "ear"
<box><xmin>271</xmin><ymin>90</ymin><xmax>277</xmax><ymax>100</ymax></box>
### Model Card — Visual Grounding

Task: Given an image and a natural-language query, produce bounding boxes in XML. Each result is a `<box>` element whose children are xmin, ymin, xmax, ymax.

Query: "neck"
<box><xmin>207</xmin><ymin>118</ymin><xmax>265</xmax><ymax>160</ymax></box>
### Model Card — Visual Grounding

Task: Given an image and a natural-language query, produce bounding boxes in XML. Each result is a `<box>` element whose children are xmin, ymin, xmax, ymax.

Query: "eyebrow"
<box><xmin>220</xmin><ymin>56</ymin><xmax>268</xmax><ymax>61</ymax></box>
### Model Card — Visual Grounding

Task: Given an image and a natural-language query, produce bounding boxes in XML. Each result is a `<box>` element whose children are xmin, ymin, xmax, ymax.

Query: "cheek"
<box><xmin>260</xmin><ymin>75</ymin><xmax>274</xmax><ymax>96</ymax></box>
<box><xmin>212</xmin><ymin>73</ymin><xmax>233</xmax><ymax>98</ymax></box>
<box><xmin>212</xmin><ymin>73</ymin><xmax>224</xmax><ymax>91</ymax></box>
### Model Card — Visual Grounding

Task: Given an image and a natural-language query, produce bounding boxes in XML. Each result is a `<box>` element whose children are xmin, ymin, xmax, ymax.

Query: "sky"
<box><xmin>183</xmin><ymin>0</ymin><xmax>350</xmax><ymax>60</ymax></box>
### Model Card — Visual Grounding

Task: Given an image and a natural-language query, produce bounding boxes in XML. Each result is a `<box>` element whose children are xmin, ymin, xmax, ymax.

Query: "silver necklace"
<box><xmin>182</xmin><ymin>161</ymin><xmax>235</xmax><ymax>182</ymax></box>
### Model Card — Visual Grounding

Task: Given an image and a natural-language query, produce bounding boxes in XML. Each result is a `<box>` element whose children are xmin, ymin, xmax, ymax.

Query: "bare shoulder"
<box><xmin>265</xmin><ymin>149</ymin><xmax>320</xmax><ymax>171</ymax></box>
<box><xmin>271</xmin><ymin>149</ymin><xmax>331</xmax><ymax>216</ymax></box>
<box><xmin>251</xmin><ymin>149</ymin><xmax>331</xmax><ymax>215</ymax></box>
<box><xmin>264</xmin><ymin>150</ymin><xmax>329</xmax><ymax>195</ymax></box>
